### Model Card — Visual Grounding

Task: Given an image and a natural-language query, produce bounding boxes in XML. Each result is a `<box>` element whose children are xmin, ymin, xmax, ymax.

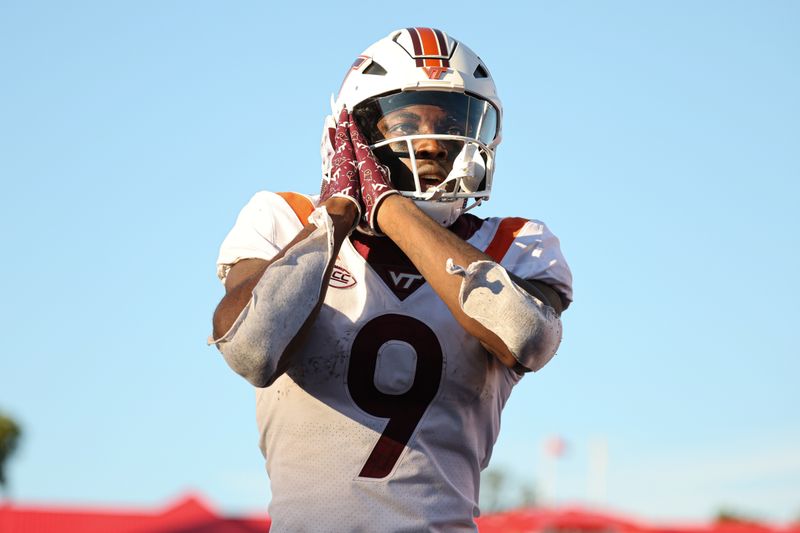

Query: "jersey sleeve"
<box><xmin>500</xmin><ymin>219</ymin><xmax>573</xmax><ymax>305</ymax></box>
<box><xmin>216</xmin><ymin>191</ymin><xmax>315</xmax><ymax>284</ymax></box>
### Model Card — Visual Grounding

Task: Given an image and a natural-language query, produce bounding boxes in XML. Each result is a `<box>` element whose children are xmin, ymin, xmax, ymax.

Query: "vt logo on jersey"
<box><xmin>329</xmin><ymin>264</ymin><xmax>356</xmax><ymax>289</ymax></box>
<box><xmin>372</xmin><ymin>264</ymin><xmax>426</xmax><ymax>300</ymax></box>
<box><xmin>390</xmin><ymin>271</ymin><xmax>423</xmax><ymax>289</ymax></box>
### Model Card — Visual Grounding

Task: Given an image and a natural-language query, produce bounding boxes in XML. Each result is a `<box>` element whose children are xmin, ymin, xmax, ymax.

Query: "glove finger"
<box><xmin>321</xmin><ymin>108</ymin><xmax>360</xmax><ymax>202</ymax></box>
<box><xmin>347</xmin><ymin>115</ymin><xmax>389</xmax><ymax>182</ymax></box>
<box><xmin>333</xmin><ymin>109</ymin><xmax>355</xmax><ymax>160</ymax></box>
<box><xmin>347</xmin><ymin>112</ymin><xmax>397</xmax><ymax>235</ymax></box>
<box><xmin>331</xmin><ymin>111</ymin><xmax>355</xmax><ymax>175</ymax></box>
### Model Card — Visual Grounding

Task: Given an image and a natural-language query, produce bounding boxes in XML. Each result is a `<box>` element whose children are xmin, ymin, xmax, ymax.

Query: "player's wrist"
<box><xmin>323</xmin><ymin>196</ymin><xmax>360</xmax><ymax>229</ymax></box>
<box><xmin>372</xmin><ymin>193</ymin><xmax>407</xmax><ymax>236</ymax></box>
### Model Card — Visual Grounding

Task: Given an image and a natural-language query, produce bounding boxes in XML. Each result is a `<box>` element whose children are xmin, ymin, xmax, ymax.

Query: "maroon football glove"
<box><xmin>320</xmin><ymin>108</ymin><xmax>362</xmax><ymax>229</ymax></box>
<box><xmin>348</xmin><ymin>115</ymin><xmax>398</xmax><ymax>236</ymax></box>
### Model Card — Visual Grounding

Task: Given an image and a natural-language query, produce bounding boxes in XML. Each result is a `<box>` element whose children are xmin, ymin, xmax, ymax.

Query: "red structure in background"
<box><xmin>0</xmin><ymin>493</ymin><xmax>268</xmax><ymax>533</ymax></box>
<box><xmin>2</xmin><ymin>495</ymin><xmax>799</xmax><ymax>533</ymax></box>
<box><xmin>475</xmin><ymin>507</ymin><xmax>800</xmax><ymax>533</ymax></box>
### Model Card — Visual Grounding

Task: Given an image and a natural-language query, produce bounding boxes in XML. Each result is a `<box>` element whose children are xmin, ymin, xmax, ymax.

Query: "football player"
<box><xmin>211</xmin><ymin>27</ymin><xmax>572</xmax><ymax>532</ymax></box>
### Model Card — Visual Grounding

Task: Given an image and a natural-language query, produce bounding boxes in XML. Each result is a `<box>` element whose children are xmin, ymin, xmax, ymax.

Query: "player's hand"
<box><xmin>347</xmin><ymin>114</ymin><xmax>398</xmax><ymax>236</ymax></box>
<box><xmin>320</xmin><ymin>108</ymin><xmax>362</xmax><ymax>230</ymax></box>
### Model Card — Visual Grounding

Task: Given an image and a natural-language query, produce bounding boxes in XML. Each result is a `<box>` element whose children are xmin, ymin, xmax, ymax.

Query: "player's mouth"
<box><xmin>419</xmin><ymin>175</ymin><xmax>444</xmax><ymax>191</ymax></box>
<box><xmin>416</xmin><ymin>163</ymin><xmax>449</xmax><ymax>191</ymax></box>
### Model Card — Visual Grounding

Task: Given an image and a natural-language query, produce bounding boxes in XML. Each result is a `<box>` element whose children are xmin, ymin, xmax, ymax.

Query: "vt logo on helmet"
<box><xmin>320</xmin><ymin>27</ymin><xmax>503</xmax><ymax>228</ymax></box>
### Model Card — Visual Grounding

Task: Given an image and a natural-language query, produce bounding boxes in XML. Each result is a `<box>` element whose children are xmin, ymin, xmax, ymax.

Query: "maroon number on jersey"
<box><xmin>347</xmin><ymin>314</ymin><xmax>444</xmax><ymax>479</ymax></box>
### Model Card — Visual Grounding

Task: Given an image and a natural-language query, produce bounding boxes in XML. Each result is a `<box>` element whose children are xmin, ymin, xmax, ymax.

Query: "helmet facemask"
<box><xmin>353</xmin><ymin>91</ymin><xmax>499</xmax><ymax>226</ymax></box>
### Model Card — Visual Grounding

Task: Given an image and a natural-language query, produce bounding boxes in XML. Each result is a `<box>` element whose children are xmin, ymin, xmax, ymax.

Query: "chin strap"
<box><xmin>445</xmin><ymin>142</ymin><xmax>486</xmax><ymax>193</ymax></box>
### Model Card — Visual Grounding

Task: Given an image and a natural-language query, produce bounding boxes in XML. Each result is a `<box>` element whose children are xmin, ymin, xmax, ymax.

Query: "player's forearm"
<box><xmin>377</xmin><ymin>195</ymin><xmax>488</xmax><ymax>284</ymax></box>
<box><xmin>212</xmin><ymin>199</ymin><xmax>357</xmax><ymax>386</ymax></box>
<box><xmin>377</xmin><ymin>195</ymin><xmax>519</xmax><ymax>367</ymax></box>
<box><xmin>213</xmin><ymin>200</ymin><xmax>357</xmax><ymax>339</ymax></box>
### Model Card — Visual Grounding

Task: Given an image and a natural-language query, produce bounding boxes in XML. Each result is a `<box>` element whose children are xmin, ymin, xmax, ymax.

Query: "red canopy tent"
<box><xmin>2</xmin><ymin>496</ymin><xmax>796</xmax><ymax>533</ymax></box>
<box><xmin>474</xmin><ymin>507</ymin><xmax>796</xmax><ymax>533</ymax></box>
<box><xmin>475</xmin><ymin>506</ymin><xmax>650</xmax><ymax>533</ymax></box>
<box><xmin>0</xmin><ymin>493</ymin><xmax>268</xmax><ymax>533</ymax></box>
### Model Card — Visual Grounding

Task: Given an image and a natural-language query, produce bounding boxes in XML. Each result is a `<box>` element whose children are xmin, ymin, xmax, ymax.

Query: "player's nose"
<box><xmin>413</xmin><ymin>137</ymin><xmax>448</xmax><ymax>161</ymax></box>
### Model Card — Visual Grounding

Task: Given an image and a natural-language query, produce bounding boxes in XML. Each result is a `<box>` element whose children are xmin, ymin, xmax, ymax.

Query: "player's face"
<box><xmin>376</xmin><ymin>105</ymin><xmax>463</xmax><ymax>192</ymax></box>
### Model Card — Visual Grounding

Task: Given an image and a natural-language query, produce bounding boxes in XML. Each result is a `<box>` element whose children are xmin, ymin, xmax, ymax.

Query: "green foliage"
<box><xmin>480</xmin><ymin>467</ymin><xmax>538</xmax><ymax>513</ymax></box>
<box><xmin>0</xmin><ymin>412</ymin><xmax>22</xmax><ymax>489</ymax></box>
<box><xmin>714</xmin><ymin>509</ymin><xmax>764</xmax><ymax>525</ymax></box>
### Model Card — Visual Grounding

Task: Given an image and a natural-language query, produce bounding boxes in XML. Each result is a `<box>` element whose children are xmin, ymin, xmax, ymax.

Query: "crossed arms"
<box><xmin>212</xmin><ymin>110</ymin><xmax>564</xmax><ymax>386</ymax></box>
<box><xmin>213</xmin><ymin>195</ymin><xmax>563</xmax><ymax>379</ymax></box>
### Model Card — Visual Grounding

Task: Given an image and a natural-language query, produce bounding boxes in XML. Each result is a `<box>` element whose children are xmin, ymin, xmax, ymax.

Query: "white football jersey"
<box><xmin>216</xmin><ymin>191</ymin><xmax>572</xmax><ymax>532</ymax></box>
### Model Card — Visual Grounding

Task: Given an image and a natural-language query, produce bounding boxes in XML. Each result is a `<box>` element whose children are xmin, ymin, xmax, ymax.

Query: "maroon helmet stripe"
<box><xmin>407</xmin><ymin>27</ymin><xmax>423</xmax><ymax>55</ymax></box>
<box><xmin>406</xmin><ymin>27</ymin><xmax>424</xmax><ymax>66</ymax></box>
<box><xmin>434</xmin><ymin>29</ymin><xmax>450</xmax><ymax>67</ymax></box>
<box><xmin>351</xmin><ymin>55</ymin><xmax>368</xmax><ymax>69</ymax></box>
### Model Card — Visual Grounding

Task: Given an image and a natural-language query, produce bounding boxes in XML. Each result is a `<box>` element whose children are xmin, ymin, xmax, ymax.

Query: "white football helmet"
<box><xmin>321</xmin><ymin>27</ymin><xmax>503</xmax><ymax>228</ymax></box>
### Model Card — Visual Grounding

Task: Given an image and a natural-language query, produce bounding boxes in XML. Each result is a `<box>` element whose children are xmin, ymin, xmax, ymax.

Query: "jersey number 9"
<box><xmin>347</xmin><ymin>314</ymin><xmax>444</xmax><ymax>479</ymax></box>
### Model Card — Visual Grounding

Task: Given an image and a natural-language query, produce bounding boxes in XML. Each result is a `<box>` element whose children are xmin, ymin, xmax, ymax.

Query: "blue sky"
<box><xmin>1</xmin><ymin>0</ymin><xmax>798</xmax><ymax>524</ymax></box>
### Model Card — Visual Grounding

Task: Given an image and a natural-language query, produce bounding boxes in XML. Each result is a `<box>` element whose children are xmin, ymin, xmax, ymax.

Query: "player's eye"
<box><xmin>386</xmin><ymin>121</ymin><xmax>419</xmax><ymax>137</ymax></box>
<box><xmin>441</xmin><ymin>117</ymin><xmax>465</xmax><ymax>136</ymax></box>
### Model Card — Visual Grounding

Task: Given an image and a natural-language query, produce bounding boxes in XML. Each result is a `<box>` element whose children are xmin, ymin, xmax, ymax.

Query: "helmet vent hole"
<box><xmin>363</xmin><ymin>62</ymin><xmax>388</xmax><ymax>76</ymax></box>
<box><xmin>473</xmin><ymin>64</ymin><xmax>489</xmax><ymax>79</ymax></box>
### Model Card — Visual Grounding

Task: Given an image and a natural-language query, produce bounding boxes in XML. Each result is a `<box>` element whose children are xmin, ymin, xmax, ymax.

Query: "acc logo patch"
<box><xmin>330</xmin><ymin>264</ymin><xmax>356</xmax><ymax>289</ymax></box>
